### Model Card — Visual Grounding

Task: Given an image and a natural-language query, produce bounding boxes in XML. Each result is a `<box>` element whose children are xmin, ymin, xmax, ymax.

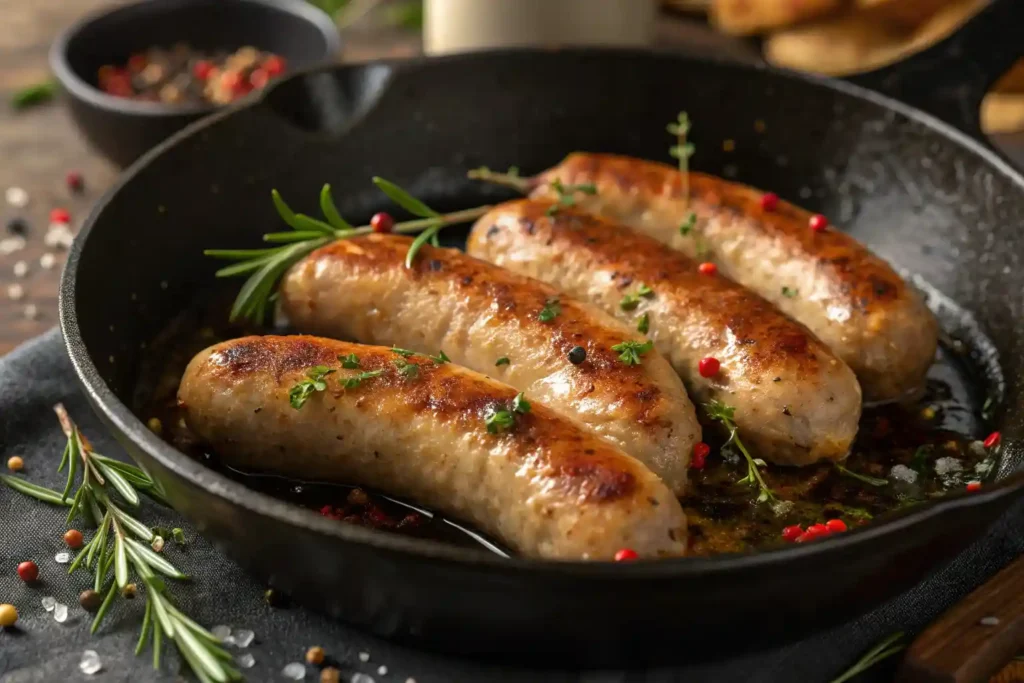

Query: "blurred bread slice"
<box><xmin>764</xmin><ymin>14</ymin><xmax>910</xmax><ymax>75</ymax></box>
<box><xmin>710</xmin><ymin>0</ymin><xmax>844</xmax><ymax>35</ymax></box>
<box><xmin>982</xmin><ymin>94</ymin><xmax>1024</xmax><ymax>133</ymax></box>
<box><xmin>993</xmin><ymin>59</ymin><xmax>1024</xmax><ymax>93</ymax></box>
<box><xmin>905</xmin><ymin>0</ymin><xmax>986</xmax><ymax>51</ymax></box>
<box><xmin>854</xmin><ymin>0</ymin><xmax>949</xmax><ymax>27</ymax></box>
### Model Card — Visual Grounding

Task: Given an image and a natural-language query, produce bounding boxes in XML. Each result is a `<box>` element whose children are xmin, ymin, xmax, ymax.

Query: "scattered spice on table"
<box><xmin>7</xmin><ymin>455</ymin><xmax>24</xmax><ymax>471</ymax></box>
<box><xmin>97</xmin><ymin>43</ymin><xmax>287</xmax><ymax>106</ymax></box>
<box><xmin>11</xmin><ymin>80</ymin><xmax>56</xmax><ymax>110</ymax></box>
<box><xmin>17</xmin><ymin>560</ymin><xmax>39</xmax><ymax>582</ymax></box>
<box><xmin>0</xmin><ymin>603</ymin><xmax>19</xmax><ymax>627</ymax></box>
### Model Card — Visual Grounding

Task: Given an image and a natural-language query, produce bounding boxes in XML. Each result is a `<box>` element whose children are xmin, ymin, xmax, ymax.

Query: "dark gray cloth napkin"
<box><xmin>1</xmin><ymin>329</ymin><xmax>1021</xmax><ymax>683</ymax></box>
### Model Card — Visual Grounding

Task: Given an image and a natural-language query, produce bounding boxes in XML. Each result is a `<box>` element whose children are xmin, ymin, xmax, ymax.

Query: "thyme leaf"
<box><xmin>611</xmin><ymin>339</ymin><xmax>654</xmax><ymax>366</ymax></box>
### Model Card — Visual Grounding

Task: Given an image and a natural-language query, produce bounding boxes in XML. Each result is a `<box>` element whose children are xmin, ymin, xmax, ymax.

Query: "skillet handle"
<box><xmin>844</xmin><ymin>0</ymin><xmax>1023</xmax><ymax>140</ymax></box>
<box><xmin>895</xmin><ymin>554</ymin><xmax>1024</xmax><ymax>683</ymax></box>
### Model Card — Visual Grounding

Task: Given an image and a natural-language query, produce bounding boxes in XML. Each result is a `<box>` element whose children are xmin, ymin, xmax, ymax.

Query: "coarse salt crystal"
<box><xmin>79</xmin><ymin>650</ymin><xmax>102</xmax><ymax>675</ymax></box>
<box><xmin>211</xmin><ymin>624</ymin><xmax>232</xmax><ymax>641</ymax></box>
<box><xmin>13</xmin><ymin>260</ymin><xmax>27</xmax><ymax>277</ymax></box>
<box><xmin>8</xmin><ymin>284</ymin><xmax>24</xmax><ymax>300</ymax></box>
<box><xmin>406</xmin><ymin>679</ymin><xmax>417</xmax><ymax>683</ymax></box>
<box><xmin>358</xmin><ymin>652</ymin><xmax>370</xmax><ymax>662</ymax></box>
<box><xmin>934</xmin><ymin>457</ymin><xmax>963</xmax><ymax>476</ymax></box>
<box><xmin>0</xmin><ymin>236</ymin><xmax>26</xmax><ymax>254</ymax></box>
<box><xmin>281</xmin><ymin>662</ymin><xmax>306</xmax><ymax>680</ymax></box>
<box><xmin>377</xmin><ymin>665</ymin><xmax>388</xmax><ymax>675</ymax></box>
<box><xmin>236</xmin><ymin>653</ymin><xmax>255</xmax><ymax>668</ymax></box>
<box><xmin>41</xmin><ymin>596</ymin><xmax>56</xmax><ymax>611</ymax></box>
<box><xmin>40</xmin><ymin>252</ymin><xmax>57</xmax><ymax>269</ymax></box>
<box><xmin>24</xmin><ymin>304</ymin><xmax>38</xmax><ymax>320</ymax></box>
<box><xmin>5</xmin><ymin>186</ymin><xmax>28</xmax><ymax>208</ymax></box>
<box><xmin>351</xmin><ymin>674</ymin><xmax>375</xmax><ymax>683</ymax></box>
<box><xmin>233</xmin><ymin>628</ymin><xmax>254</xmax><ymax>648</ymax></box>
<box><xmin>44</xmin><ymin>223</ymin><xmax>74</xmax><ymax>249</ymax></box>
<box><xmin>889</xmin><ymin>464</ymin><xmax>918</xmax><ymax>484</ymax></box>
<box><xmin>979</xmin><ymin>616</ymin><xmax>1000</xmax><ymax>626</ymax></box>
<box><xmin>53</xmin><ymin>603</ymin><xmax>68</xmax><ymax>623</ymax></box>
<box><xmin>54</xmin><ymin>551</ymin><xmax>71</xmax><ymax>564</ymax></box>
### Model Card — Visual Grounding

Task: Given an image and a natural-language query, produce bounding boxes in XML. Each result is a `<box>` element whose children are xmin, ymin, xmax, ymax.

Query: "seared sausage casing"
<box><xmin>178</xmin><ymin>336</ymin><xmax>688</xmax><ymax>560</ymax></box>
<box><xmin>468</xmin><ymin>200</ymin><xmax>862</xmax><ymax>466</ymax></box>
<box><xmin>279</xmin><ymin>234</ymin><xmax>700</xmax><ymax>495</ymax></box>
<box><xmin>531</xmin><ymin>153</ymin><xmax>938</xmax><ymax>402</ymax></box>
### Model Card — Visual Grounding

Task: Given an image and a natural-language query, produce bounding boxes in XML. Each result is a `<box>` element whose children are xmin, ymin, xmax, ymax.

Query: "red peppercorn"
<box><xmin>698</xmin><ymin>262</ymin><xmax>717</xmax><ymax>276</ymax></box>
<box><xmin>263</xmin><ymin>55</ymin><xmax>287</xmax><ymax>77</ymax></box>
<box><xmin>691</xmin><ymin>442</ymin><xmax>710</xmax><ymax>469</ymax></box>
<box><xmin>698</xmin><ymin>357</ymin><xmax>721</xmax><ymax>378</ymax></box>
<box><xmin>50</xmin><ymin>208</ymin><xmax>70</xmax><ymax>224</ymax></box>
<box><xmin>249</xmin><ymin>68</ymin><xmax>269</xmax><ymax>90</ymax></box>
<box><xmin>781</xmin><ymin>525</ymin><xmax>803</xmax><ymax>542</ymax></box>
<box><xmin>793</xmin><ymin>533</ymin><xmax>811</xmax><ymax>543</ymax></box>
<box><xmin>127</xmin><ymin>53</ymin><xmax>148</xmax><ymax>73</ymax></box>
<box><xmin>614</xmin><ymin>548</ymin><xmax>638</xmax><ymax>562</ymax></box>
<box><xmin>17</xmin><ymin>560</ymin><xmax>38</xmax><ymax>582</ymax></box>
<box><xmin>371</xmin><ymin>212</ymin><xmax>394</xmax><ymax>234</ymax></box>
<box><xmin>805</xmin><ymin>523</ymin><xmax>829</xmax><ymax>539</ymax></box>
<box><xmin>983</xmin><ymin>431</ymin><xmax>1001</xmax><ymax>449</ymax></box>
<box><xmin>966</xmin><ymin>481</ymin><xmax>982</xmax><ymax>492</ymax></box>
<box><xmin>64</xmin><ymin>529</ymin><xmax>84</xmax><ymax>549</ymax></box>
<box><xmin>66</xmin><ymin>171</ymin><xmax>84</xmax><ymax>193</ymax></box>
<box><xmin>193</xmin><ymin>60</ymin><xmax>215</xmax><ymax>81</ymax></box>
<box><xmin>760</xmin><ymin>192</ymin><xmax>779</xmax><ymax>212</ymax></box>
<box><xmin>809</xmin><ymin>214</ymin><xmax>829</xmax><ymax>232</ymax></box>
<box><xmin>825</xmin><ymin>519</ymin><xmax>847</xmax><ymax>533</ymax></box>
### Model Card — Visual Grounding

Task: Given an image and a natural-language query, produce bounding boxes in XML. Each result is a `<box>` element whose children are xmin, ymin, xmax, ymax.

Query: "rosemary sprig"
<box><xmin>705</xmin><ymin>400</ymin><xmax>777</xmax><ymax>503</ymax></box>
<box><xmin>466</xmin><ymin>166</ymin><xmax>531</xmax><ymax>193</ymax></box>
<box><xmin>828</xmin><ymin>632</ymin><xmax>906</xmax><ymax>683</ymax></box>
<box><xmin>0</xmin><ymin>405</ymin><xmax>239</xmax><ymax>683</ymax></box>
<box><xmin>544</xmin><ymin>178</ymin><xmax>597</xmax><ymax>216</ymax></box>
<box><xmin>205</xmin><ymin>179</ymin><xmax>491</xmax><ymax>325</ymax></box>
<box><xmin>835</xmin><ymin>463</ymin><xmax>889</xmax><ymax>487</ymax></box>
<box><xmin>12</xmin><ymin>79</ymin><xmax>57</xmax><ymax>110</ymax></box>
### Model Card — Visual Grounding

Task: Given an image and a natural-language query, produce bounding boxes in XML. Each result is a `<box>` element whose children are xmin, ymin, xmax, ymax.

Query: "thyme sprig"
<box><xmin>835</xmin><ymin>463</ymin><xmax>889</xmax><ymax>487</ymax></box>
<box><xmin>705</xmin><ymin>400</ymin><xmax>777</xmax><ymax>503</ymax></box>
<box><xmin>828</xmin><ymin>632</ymin><xmax>906</xmax><ymax>683</ymax></box>
<box><xmin>667</xmin><ymin>111</ymin><xmax>698</xmax><ymax>236</ymax></box>
<box><xmin>544</xmin><ymin>178</ymin><xmax>598</xmax><ymax>216</ymax></box>
<box><xmin>466</xmin><ymin>167</ymin><xmax>598</xmax><ymax>216</ymax></box>
<box><xmin>205</xmin><ymin>179</ymin><xmax>491</xmax><ymax>325</ymax></box>
<box><xmin>0</xmin><ymin>405</ymin><xmax>239</xmax><ymax>683</ymax></box>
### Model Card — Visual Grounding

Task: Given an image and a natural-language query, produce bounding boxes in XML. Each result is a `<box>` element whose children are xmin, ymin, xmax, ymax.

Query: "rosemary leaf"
<box><xmin>405</xmin><ymin>223</ymin><xmax>442</xmax><ymax>268</ymax></box>
<box><xmin>204</xmin><ymin>248</ymin><xmax>281</xmax><ymax>261</ymax></box>
<box><xmin>262</xmin><ymin>230</ymin><xmax>328</xmax><ymax>243</ymax></box>
<box><xmin>66</xmin><ymin>485</ymin><xmax>85</xmax><ymax>524</ymax></box>
<box><xmin>319</xmin><ymin>184</ymin><xmax>353</xmax><ymax>231</ymax></box>
<box><xmin>372</xmin><ymin>177</ymin><xmax>440</xmax><ymax>218</ymax></box>
<box><xmin>270</xmin><ymin>190</ymin><xmax>334</xmax><ymax>234</ymax></box>
<box><xmin>0</xmin><ymin>474</ymin><xmax>70</xmax><ymax>506</ymax></box>
<box><xmin>835</xmin><ymin>463</ymin><xmax>889</xmax><ymax>487</ymax></box>
<box><xmin>153</xmin><ymin>616</ymin><xmax>163</xmax><ymax>668</ymax></box>
<box><xmin>58</xmin><ymin>441</ymin><xmax>70</xmax><ymax>472</ymax></box>
<box><xmin>149</xmin><ymin>589</ymin><xmax>176</xmax><ymax>639</ymax></box>
<box><xmin>136</xmin><ymin>599</ymin><xmax>153</xmax><ymax>655</ymax></box>
<box><xmin>114</xmin><ymin>533</ymin><xmax>129</xmax><ymax>587</ymax></box>
<box><xmin>126</xmin><ymin>537</ymin><xmax>189</xmax><ymax>579</ymax></box>
<box><xmin>63</xmin><ymin>433</ymin><xmax>80</xmax><ymax>501</ymax></box>
<box><xmin>96</xmin><ymin>460</ymin><xmax>141</xmax><ymax>506</ymax></box>
<box><xmin>87</xmin><ymin>514</ymin><xmax>110</xmax><ymax>568</ymax></box>
<box><xmin>90</xmin><ymin>581</ymin><xmax>119</xmax><ymax>634</ymax></box>
<box><xmin>109</xmin><ymin>503</ymin><xmax>155</xmax><ymax>541</ymax></box>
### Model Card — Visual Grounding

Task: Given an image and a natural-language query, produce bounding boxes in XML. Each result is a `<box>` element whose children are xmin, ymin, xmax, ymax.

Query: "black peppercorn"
<box><xmin>79</xmin><ymin>589</ymin><xmax>103</xmax><ymax>613</ymax></box>
<box><xmin>6</xmin><ymin>217</ymin><xmax>27</xmax><ymax>235</ymax></box>
<box><xmin>568</xmin><ymin>346</ymin><xmax>586</xmax><ymax>365</ymax></box>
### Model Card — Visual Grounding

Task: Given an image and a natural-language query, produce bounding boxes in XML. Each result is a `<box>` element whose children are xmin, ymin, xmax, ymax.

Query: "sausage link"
<box><xmin>467</xmin><ymin>200</ymin><xmax>862</xmax><ymax>466</ymax></box>
<box><xmin>279</xmin><ymin>234</ymin><xmax>700</xmax><ymax>495</ymax></box>
<box><xmin>178</xmin><ymin>336</ymin><xmax>687</xmax><ymax>560</ymax></box>
<box><xmin>530</xmin><ymin>153</ymin><xmax>938</xmax><ymax>402</ymax></box>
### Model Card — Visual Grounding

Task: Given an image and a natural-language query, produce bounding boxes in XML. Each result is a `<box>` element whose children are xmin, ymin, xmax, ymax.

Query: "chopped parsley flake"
<box><xmin>538</xmin><ymin>298</ymin><xmax>561</xmax><ymax>322</ymax></box>
<box><xmin>289</xmin><ymin>366</ymin><xmax>335</xmax><ymax>409</ymax></box>
<box><xmin>495</xmin><ymin>357</ymin><xmax>510</xmax><ymax>366</ymax></box>
<box><xmin>341</xmin><ymin>369</ymin><xmax>384</xmax><ymax>389</ymax></box>
<box><xmin>611</xmin><ymin>339</ymin><xmax>654</xmax><ymax>366</ymax></box>
<box><xmin>637</xmin><ymin>313</ymin><xmax>650</xmax><ymax>334</ymax></box>
<box><xmin>339</xmin><ymin>353</ymin><xmax>360</xmax><ymax>369</ymax></box>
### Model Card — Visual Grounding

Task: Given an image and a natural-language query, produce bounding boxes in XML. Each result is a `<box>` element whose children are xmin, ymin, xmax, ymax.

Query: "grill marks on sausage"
<box><xmin>206</xmin><ymin>335</ymin><xmax>639</xmax><ymax>503</ymax></box>
<box><xmin>494</xmin><ymin>201</ymin><xmax>829</xmax><ymax>381</ymax></box>
<box><xmin>538</xmin><ymin>153</ymin><xmax>909</xmax><ymax>314</ymax></box>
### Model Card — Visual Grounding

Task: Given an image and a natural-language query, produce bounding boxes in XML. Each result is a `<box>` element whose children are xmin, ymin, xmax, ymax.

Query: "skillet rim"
<box><xmin>60</xmin><ymin>46</ymin><xmax>1024</xmax><ymax>577</ymax></box>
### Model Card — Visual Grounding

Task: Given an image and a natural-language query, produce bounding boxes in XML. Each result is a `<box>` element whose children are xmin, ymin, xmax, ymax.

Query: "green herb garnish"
<box><xmin>495</xmin><ymin>357</ymin><xmax>510</xmax><ymax>366</ymax></box>
<box><xmin>705</xmin><ymin>399</ymin><xmax>777</xmax><ymax>504</ymax></box>
<box><xmin>637</xmin><ymin>313</ymin><xmax>650</xmax><ymax>334</ymax></box>
<box><xmin>637</xmin><ymin>283</ymin><xmax>654</xmax><ymax>298</ymax></box>
<box><xmin>428</xmin><ymin>350</ymin><xmax>450</xmax><ymax>364</ymax></box>
<box><xmin>205</xmin><ymin>181</ymin><xmax>492</xmax><ymax>324</ymax></box>
<box><xmin>485</xmin><ymin>408</ymin><xmax>516</xmax><ymax>434</ymax></box>
<box><xmin>611</xmin><ymin>339</ymin><xmax>654</xmax><ymax>366</ymax></box>
<box><xmin>393</xmin><ymin>358</ymin><xmax>420</xmax><ymax>380</ymax></box>
<box><xmin>828</xmin><ymin>632</ymin><xmax>905</xmax><ymax>683</ymax></box>
<box><xmin>668</xmin><ymin>111</ymin><xmax>694</xmax><ymax>208</ymax></box>
<box><xmin>339</xmin><ymin>353</ymin><xmax>360</xmax><ymax>369</ymax></box>
<box><xmin>512</xmin><ymin>392</ymin><xmax>531</xmax><ymax>414</ymax></box>
<box><xmin>12</xmin><ymin>79</ymin><xmax>57</xmax><ymax>110</ymax></box>
<box><xmin>620</xmin><ymin>294</ymin><xmax>641</xmax><ymax>311</ymax></box>
<box><xmin>341</xmin><ymin>369</ymin><xmax>384</xmax><ymax>389</ymax></box>
<box><xmin>391</xmin><ymin>347</ymin><xmax>417</xmax><ymax>357</ymax></box>
<box><xmin>545</xmin><ymin>178</ymin><xmax>598</xmax><ymax>216</ymax></box>
<box><xmin>0</xmin><ymin>405</ymin><xmax>236</xmax><ymax>683</ymax></box>
<box><xmin>679</xmin><ymin>212</ymin><xmax>697</xmax><ymax>236</ymax></box>
<box><xmin>289</xmin><ymin>365</ymin><xmax>336</xmax><ymax>409</ymax></box>
<box><xmin>834</xmin><ymin>463</ymin><xmax>888</xmax><ymax>487</ymax></box>
<box><xmin>538</xmin><ymin>298</ymin><xmax>561</xmax><ymax>322</ymax></box>
<box><xmin>781</xmin><ymin>286</ymin><xmax>798</xmax><ymax>298</ymax></box>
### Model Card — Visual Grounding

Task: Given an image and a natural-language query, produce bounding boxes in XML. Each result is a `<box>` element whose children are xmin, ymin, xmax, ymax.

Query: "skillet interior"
<box><xmin>61</xmin><ymin>49</ymin><xmax>1024</xmax><ymax>664</ymax></box>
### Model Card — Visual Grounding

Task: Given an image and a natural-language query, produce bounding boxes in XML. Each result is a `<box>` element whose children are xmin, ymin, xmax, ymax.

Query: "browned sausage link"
<box><xmin>279</xmin><ymin>233</ymin><xmax>700</xmax><ymax>495</ymax></box>
<box><xmin>178</xmin><ymin>336</ymin><xmax>687</xmax><ymax>560</ymax></box>
<box><xmin>467</xmin><ymin>200</ymin><xmax>862</xmax><ymax>465</ymax></box>
<box><xmin>531</xmin><ymin>153</ymin><xmax>938</xmax><ymax>402</ymax></box>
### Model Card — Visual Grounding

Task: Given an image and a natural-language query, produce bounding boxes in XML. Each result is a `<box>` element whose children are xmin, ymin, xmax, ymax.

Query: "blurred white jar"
<box><xmin>424</xmin><ymin>0</ymin><xmax>657</xmax><ymax>55</ymax></box>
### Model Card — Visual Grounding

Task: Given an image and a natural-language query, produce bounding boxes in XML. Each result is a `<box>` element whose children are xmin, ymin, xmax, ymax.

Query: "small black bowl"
<box><xmin>49</xmin><ymin>0</ymin><xmax>342</xmax><ymax>167</ymax></box>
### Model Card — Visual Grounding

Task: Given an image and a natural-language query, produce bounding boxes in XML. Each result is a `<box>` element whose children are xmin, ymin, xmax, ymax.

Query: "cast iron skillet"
<box><xmin>60</xmin><ymin>0</ymin><xmax>1024</xmax><ymax>667</ymax></box>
